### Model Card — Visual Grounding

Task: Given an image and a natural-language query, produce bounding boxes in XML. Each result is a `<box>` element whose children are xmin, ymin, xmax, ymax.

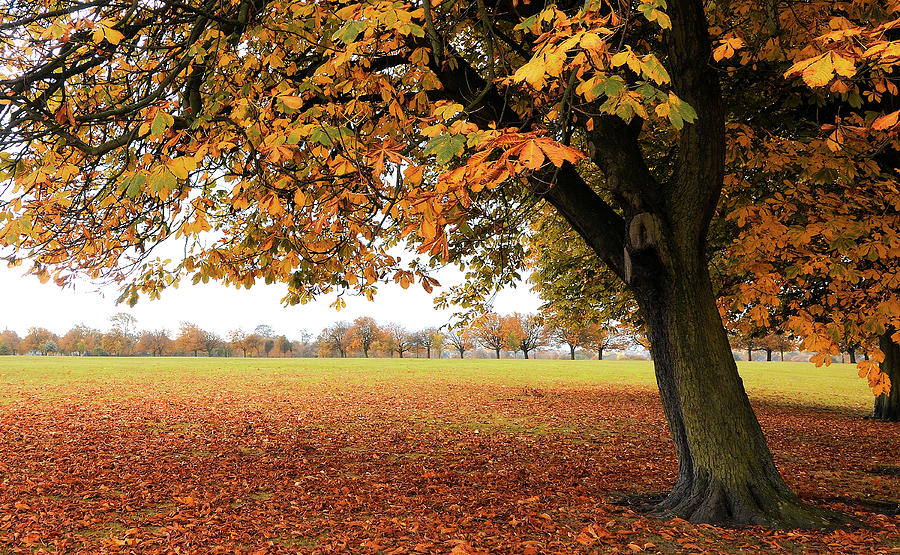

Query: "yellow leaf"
<box><xmin>544</xmin><ymin>51</ymin><xmax>566</xmax><ymax>78</ymax></box>
<box><xmin>279</xmin><ymin>96</ymin><xmax>305</xmax><ymax>110</ymax></box>
<box><xmin>167</xmin><ymin>157</ymin><xmax>196</xmax><ymax>180</ymax></box>
<box><xmin>513</xmin><ymin>58</ymin><xmax>547</xmax><ymax>87</ymax></box>
<box><xmin>580</xmin><ymin>33</ymin><xmax>604</xmax><ymax>52</ymax></box>
<box><xmin>801</xmin><ymin>54</ymin><xmax>834</xmax><ymax>87</ymax></box>
<box><xmin>830</xmin><ymin>52</ymin><xmax>855</xmax><ymax>78</ymax></box>
<box><xmin>104</xmin><ymin>28</ymin><xmax>124</xmax><ymax>45</ymax></box>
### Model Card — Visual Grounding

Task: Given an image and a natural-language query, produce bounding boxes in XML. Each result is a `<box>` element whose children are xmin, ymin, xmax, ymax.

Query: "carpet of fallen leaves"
<box><xmin>1</xmin><ymin>375</ymin><xmax>898</xmax><ymax>554</ymax></box>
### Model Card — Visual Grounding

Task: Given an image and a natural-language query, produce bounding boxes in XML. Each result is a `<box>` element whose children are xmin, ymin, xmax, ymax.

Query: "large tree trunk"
<box><xmin>848</xmin><ymin>348</ymin><xmax>856</xmax><ymax>364</ymax></box>
<box><xmin>494</xmin><ymin>348</ymin><xmax>500</xmax><ymax>359</ymax></box>
<box><xmin>523</xmin><ymin>348</ymin><xmax>529</xmax><ymax>359</ymax></box>
<box><xmin>629</xmin><ymin>232</ymin><xmax>832</xmax><ymax>528</ymax></box>
<box><xmin>765</xmin><ymin>348</ymin><xmax>772</xmax><ymax>362</ymax></box>
<box><xmin>873</xmin><ymin>330</ymin><xmax>900</xmax><ymax>422</ymax></box>
<box><xmin>569</xmin><ymin>345</ymin><xmax>576</xmax><ymax>359</ymax></box>
<box><xmin>598</xmin><ymin>347</ymin><xmax>603</xmax><ymax>360</ymax></box>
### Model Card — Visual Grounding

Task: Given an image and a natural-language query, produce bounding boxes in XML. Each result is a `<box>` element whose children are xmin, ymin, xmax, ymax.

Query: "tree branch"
<box><xmin>664</xmin><ymin>0</ymin><xmax>725</xmax><ymax>239</ymax></box>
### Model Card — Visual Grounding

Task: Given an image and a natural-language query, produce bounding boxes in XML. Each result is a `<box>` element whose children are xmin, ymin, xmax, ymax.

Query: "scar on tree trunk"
<box><xmin>873</xmin><ymin>330</ymin><xmax>900</xmax><ymax>422</ymax></box>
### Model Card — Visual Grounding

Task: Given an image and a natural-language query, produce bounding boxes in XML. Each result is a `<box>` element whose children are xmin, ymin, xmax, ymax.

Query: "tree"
<box><xmin>348</xmin><ymin>317</ymin><xmax>379</xmax><ymax>358</ymax></box>
<box><xmin>39</xmin><ymin>340</ymin><xmax>58</xmax><ymax>355</ymax></box>
<box><xmin>277</xmin><ymin>335</ymin><xmax>292</xmax><ymax>357</ymax></box>
<box><xmin>584</xmin><ymin>322</ymin><xmax>628</xmax><ymax>361</ymax></box>
<box><xmin>381</xmin><ymin>324</ymin><xmax>412</xmax><ymax>359</ymax></box>
<box><xmin>764</xmin><ymin>334</ymin><xmax>796</xmax><ymax>363</ymax></box>
<box><xmin>473</xmin><ymin>313</ymin><xmax>508</xmax><ymax>360</ymax></box>
<box><xmin>874</xmin><ymin>331</ymin><xmax>900</xmax><ymax>422</ymax></box>
<box><xmin>506</xmin><ymin>313</ymin><xmax>547</xmax><ymax>360</ymax></box>
<box><xmin>263</xmin><ymin>338</ymin><xmax>275</xmax><ymax>357</ymax></box>
<box><xmin>175</xmin><ymin>322</ymin><xmax>204</xmax><ymax>356</ymax></box>
<box><xmin>100</xmin><ymin>332</ymin><xmax>124</xmax><ymax>356</ymax></box>
<box><xmin>109</xmin><ymin>312</ymin><xmax>138</xmax><ymax>354</ymax></box>
<box><xmin>729</xmin><ymin>332</ymin><xmax>765</xmax><ymax>363</ymax></box>
<box><xmin>229</xmin><ymin>329</ymin><xmax>249</xmax><ymax>357</ymax></box>
<box><xmin>22</xmin><ymin>328</ymin><xmax>57</xmax><ymax>355</ymax></box>
<box><xmin>0</xmin><ymin>330</ymin><xmax>20</xmax><ymax>355</ymax></box>
<box><xmin>60</xmin><ymin>325</ymin><xmax>100</xmax><ymax>355</ymax></box>
<box><xmin>428</xmin><ymin>329</ymin><xmax>444</xmax><ymax>359</ymax></box>
<box><xmin>199</xmin><ymin>330</ymin><xmax>221</xmax><ymax>356</ymax></box>
<box><xmin>318</xmin><ymin>321</ymin><xmax>352</xmax><ymax>358</ymax></box>
<box><xmin>254</xmin><ymin>325</ymin><xmax>276</xmax><ymax>339</ymax></box>
<box><xmin>243</xmin><ymin>334</ymin><xmax>263</xmax><ymax>357</ymax></box>
<box><xmin>445</xmin><ymin>326</ymin><xmax>474</xmax><ymax>359</ymax></box>
<box><xmin>137</xmin><ymin>329</ymin><xmax>171</xmax><ymax>356</ymax></box>
<box><xmin>550</xmin><ymin>320</ymin><xmax>590</xmax><ymax>360</ymax></box>
<box><xmin>3</xmin><ymin>0</ymin><xmax>869</xmax><ymax>527</ymax></box>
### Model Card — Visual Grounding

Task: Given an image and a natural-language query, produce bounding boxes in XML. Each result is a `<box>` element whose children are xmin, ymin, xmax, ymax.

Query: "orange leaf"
<box><xmin>873</xmin><ymin>109</ymin><xmax>900</xmax><ymax>130</ymax></box>
<box><xmin>519</xmin><ymin>140</ymin><xmax>545</xmax><ymax>170</ymax></box>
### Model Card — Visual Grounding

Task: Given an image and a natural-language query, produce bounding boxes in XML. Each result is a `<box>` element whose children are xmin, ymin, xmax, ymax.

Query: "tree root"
<box><xmin>652</xmin><ymin>471</ymin><xmax>850</xmax><ymax>530</ymax></box>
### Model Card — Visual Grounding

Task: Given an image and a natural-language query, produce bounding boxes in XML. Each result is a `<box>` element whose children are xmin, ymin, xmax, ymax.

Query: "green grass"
<box><xmin>0</xmin><ymin>355</ymin><xmax>876</xmax><ymax>412</ymax></box>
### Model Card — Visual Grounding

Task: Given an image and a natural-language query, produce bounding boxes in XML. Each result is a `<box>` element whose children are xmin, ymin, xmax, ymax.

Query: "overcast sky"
<box><xmin>0</xmin><ymin>263</ymin><xmax>541</xmax><ymax>338</ymax></box>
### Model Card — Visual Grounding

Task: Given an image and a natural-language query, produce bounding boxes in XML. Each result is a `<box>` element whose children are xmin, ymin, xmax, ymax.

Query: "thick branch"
<box><xmin>665</xmin><ymin>0</ymin><xmax>725</xmax><ymax>239</ymax></box>
<box><xmin>542</xmin><ymin>163</ymin><xmax>627</xmax><ymax>278</ymax></box>
<box><xmin>429</xmin><ymin>43</ymin><xmax>629</xmax><ymax>273</ymax></box>
<box><xmin>587</xmin><ymin>115</ymin><xmax>660</xmax><ymax>217</ymax></box>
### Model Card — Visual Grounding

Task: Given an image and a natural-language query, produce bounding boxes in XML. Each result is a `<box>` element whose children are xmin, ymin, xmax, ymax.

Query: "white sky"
<box><xmin>0</xmin><ymin>263</ymin><xmax>541</xmax><ymax>338</ymax></box>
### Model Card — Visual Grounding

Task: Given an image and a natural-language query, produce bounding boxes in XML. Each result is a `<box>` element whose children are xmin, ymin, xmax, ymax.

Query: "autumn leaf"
<box><xmin>872</xmin><ymin>109</ymin><xmax>900</xmax><ymax>130</ymax></box>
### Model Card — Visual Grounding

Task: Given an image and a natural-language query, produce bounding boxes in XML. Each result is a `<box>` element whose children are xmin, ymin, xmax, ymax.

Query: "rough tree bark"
<box><xmin>598</xmin><ymin>347</ymin><xmax>604</xmax><ymax>360</ymax></box>
<box><xmin>873</xmin><ymin>330</ymin><xmax>900</xmax><ymax>422</ymax></box>
<box><xmin>622</xmin><ymin>220</ymin><xmax>832</xmax><ymax>527</ymax></box>
<box><xmin>537</xmin><ymin>0</ymin><xmax>836</xmax><ymax>528</ymax></box>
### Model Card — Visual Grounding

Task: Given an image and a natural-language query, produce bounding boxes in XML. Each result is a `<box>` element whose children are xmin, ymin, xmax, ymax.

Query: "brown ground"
<box><xmin>1</xmin><ymin>381</ymin><xmax>898</xmax><ymax>553</ymax></box>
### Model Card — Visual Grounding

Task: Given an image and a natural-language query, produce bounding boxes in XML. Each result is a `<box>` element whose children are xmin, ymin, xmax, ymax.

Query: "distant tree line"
<box><xmin>1</xmin><ymin>311</ymin><xmax>824</xmax><ymax>361</ymax></box>
<box><xmin>0</xmin><ymin>312</ymin><xmax>651</xmax><ymax>359</ymax></box>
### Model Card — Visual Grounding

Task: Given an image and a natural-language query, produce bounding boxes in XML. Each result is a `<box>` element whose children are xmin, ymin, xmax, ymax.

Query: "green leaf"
<box><xmin>674</xmin><ymin>99</ymin><xmax>698</xmax><ymax>125</ymax></box>
<box><xmin>516</xmin><ymin>14</ymin><xmax>538</xmax><ymax>31</ymax></box>
<box><xmin>641</xmin><ymin>55</ymin><xmax>671</xmax><ymax>85</ymax></box>
<box><xmin>149</xmin><ymin>167</ymin><xmax>176</xmax><ymax>193</ymax></box>
<box><xmin>124</xmin><ymin>174</ymin><xmax>146</xmax><ymax>198</ymax></box>
<box><xmin>424</xmin><ymin>135</ymin><xmax>466</xmax><ymax>165</ymax></box>
<box><xmin>150</xmin><ymin>111</ymin><xmax>174</xmax><ymax>137</ymax></box>
<box><xmin>333</xmin><ymin>21</ymin><xmax>366</xmax><ymax>44</ymax></box>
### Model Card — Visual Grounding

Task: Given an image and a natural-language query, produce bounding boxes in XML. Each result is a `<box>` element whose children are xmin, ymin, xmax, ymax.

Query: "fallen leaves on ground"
<box><xmin>0</xmin><ymin>377</ymin><xmax>898</xmax><ymax>553</ymax></box>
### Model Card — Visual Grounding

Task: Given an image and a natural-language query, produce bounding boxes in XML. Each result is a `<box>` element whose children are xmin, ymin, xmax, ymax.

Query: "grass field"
<box><xmin>0</xmin><ymin>357</ymin><xmax>897</xmax><ymax>553</ymax></box>
<box><xmin>0</xmin><ymin>356</ymin><xmax>877</xmax><ymax>411</ymax></box>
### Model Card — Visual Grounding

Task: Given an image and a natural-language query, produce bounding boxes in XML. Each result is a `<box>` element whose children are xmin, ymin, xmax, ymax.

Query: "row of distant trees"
<box><xmin>726</xmin><ymin>329</ymin><xmax>868</xmax><ymax>364</ymax></box>
<box><xmin>1</xmin><ymin>312</ymin><xmax>828</xmax><ymax>361</ymax></box>
<box><xmin>0</xmin><ymin>312</ymin><xmax>643</xmax><ymax>359</ymax></box>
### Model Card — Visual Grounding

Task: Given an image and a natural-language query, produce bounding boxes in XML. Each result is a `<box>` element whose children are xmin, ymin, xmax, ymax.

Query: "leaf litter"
<box><xmin>0</xmin><ymin>377</ymin><xmax>897</xmax><ymax>553</ymax></box>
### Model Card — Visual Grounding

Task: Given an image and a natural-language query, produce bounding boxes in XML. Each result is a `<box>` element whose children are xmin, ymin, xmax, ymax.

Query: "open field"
<box><xmin>0</xmin><ymin>357</ymin><xmax>897</xmax><ymax>553</ymax></box>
